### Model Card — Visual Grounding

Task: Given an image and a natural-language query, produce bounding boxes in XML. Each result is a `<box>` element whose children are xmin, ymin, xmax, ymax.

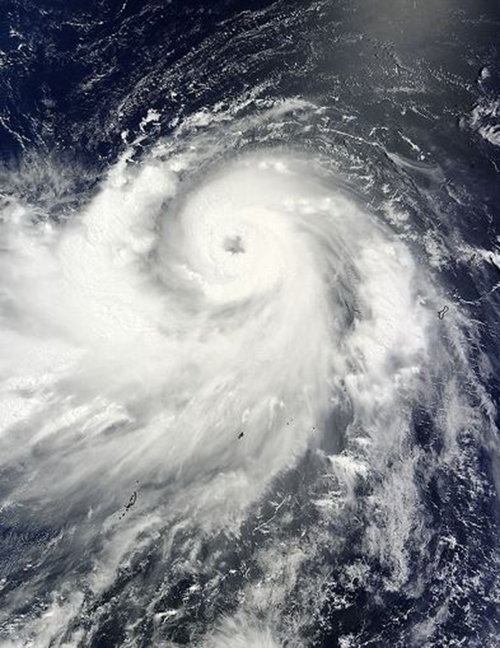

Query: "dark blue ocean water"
<box><xmin>1</xmin><ymin>1</ymin><xmax>500</xmax><ymax>646</ymax></box>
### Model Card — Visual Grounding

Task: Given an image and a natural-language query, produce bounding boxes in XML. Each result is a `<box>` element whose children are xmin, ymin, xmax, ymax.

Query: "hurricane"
<box><xmin>0</xmin><ymin>1</ymin><xmax>499</xmax><ymax>647</ymax></box>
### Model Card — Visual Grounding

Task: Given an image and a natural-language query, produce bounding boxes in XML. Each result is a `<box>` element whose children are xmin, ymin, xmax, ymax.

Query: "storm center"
<box><xmin>223</xmin><ymin>235</ymin><xmax>246</xmax><ymax>255</ymax></box>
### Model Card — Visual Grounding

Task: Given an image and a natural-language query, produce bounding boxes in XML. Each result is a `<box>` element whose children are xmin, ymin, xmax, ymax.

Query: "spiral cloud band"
<box><xmin>1</xmin><ymin>150</ymin><xmax>428</xmax><ymax>505</ymax></box>
<box><xmin>0</xmin><ymin>120</ymin><xmax>444</xmax><ymax>645</ymax></box>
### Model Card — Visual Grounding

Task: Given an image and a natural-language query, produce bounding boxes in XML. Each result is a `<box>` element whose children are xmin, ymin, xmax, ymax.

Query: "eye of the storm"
<box><xmin>223</xmin><ymin>235</ymin><xmax>246</xmax><ymax>255</ymax></box>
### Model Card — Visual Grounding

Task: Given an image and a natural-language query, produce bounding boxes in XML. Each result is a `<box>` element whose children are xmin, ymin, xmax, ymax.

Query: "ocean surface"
<box><xmin>0</xmin><ymin>1</ymin><xmax>500</xmax><ymax>646</ymax></box>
